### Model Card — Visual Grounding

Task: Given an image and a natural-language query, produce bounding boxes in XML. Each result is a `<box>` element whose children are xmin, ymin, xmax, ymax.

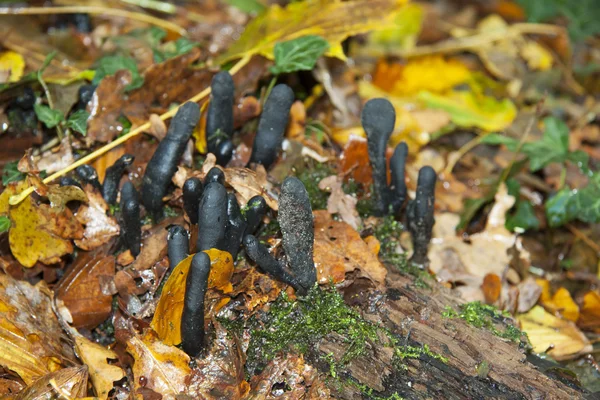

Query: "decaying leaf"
<box><xmin>187</xmin><ymin>322</ymin><xmax>249</xmax><ymax>399</ymax></box>
<box><xmin>74</xmin><ymin>187</ymin><xmax>120</xmax><ymax>250</ymax></box>
<box><xmin>224</xmin><ymin>167</ymin><xmax>278</xmax><ymax>210</ymax></box>
<box><xmin>542</xmin><ymin>287</ymin><xmax>580</xmax><ymax>322</ymax></box>
<box><xmin>0</xmin><ymin>274</ymin><xmax>75</xmax><ymax>385</ymax></box>
<box><xmin>216</xmin><ymin>0</ymin><xmax>410</xmax><ymax>64</ymax></box>
<box><xmin>313</xmin><ymin>210</ymin><xmax>386</xmax><ymax>286</ymax></box>
<box><xmin>127</xmin><ymin>330</ymin><xmax>191</xmax><ymax>397</ymax></box>
<box><xmin>578</xmin><ymin>291</ymin><xmax>600</xmax><ymax>333</ymax></box>
<box><xmin>318</xmin><ymin>175</ymin><xmax>361</xmax><ymax>229</ymax></box>
<box><xmin>518</xmin><ymin>305</ymin><xmax>592</xmax><ymax>361</ymax></box>
<box><xmin>14</xmin><ymin>366</ymin><xmax>88</xmax><ymax>400</ymax></box>
<box><xmin>0</xmin><ymin>50</ymin><xmax>25</xmax><ymax>83</ymax></box>
<box><xmin>55</xmin><ymin>247</ymin><xmax>115</xmax><ymax>329</ymax></box>
<box><xmin>151</xmin><ymin>249</ymin><xmax>234</xmax><ymax>345</ymax></box>
<box><xmin>0</xmin><ymin>182</ymin><xmax>85</xmax><ymax>267</ymax></box>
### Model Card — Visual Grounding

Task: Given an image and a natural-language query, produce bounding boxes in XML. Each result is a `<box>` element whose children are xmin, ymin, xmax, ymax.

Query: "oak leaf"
<box><xmin>74</xmin><ymin>188</ymin><xmax>120</xmax><ymax>250</ymax></box>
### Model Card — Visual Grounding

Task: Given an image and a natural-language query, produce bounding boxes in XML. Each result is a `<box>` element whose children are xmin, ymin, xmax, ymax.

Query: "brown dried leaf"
<box><xmin>55</xmin><ymin>247</ymin><xmax>115</xmax><ymax>329</ymax></box>
<box><xmin>74</xmin><ymin>187</ymin><xmax>120</xmax><ymax>250</ymax></box>
<box><xmin>578</xmin><ymin>290</ymin><xmax>600</xmax><ymax>333</ymax></box>
<box><xmin>481</xmin><ymin>273</ymin><xmax>502</xmax><ymax>304</ymax></box>
<box><xmin>35</xmin><ymin>136</ymin><xmax>74</xmax><ymax>175</ymax></box>
<box><xmin>130</xmin><ymin>217</ymin><xmax>182</xmax><ymax>270</ymax></box>
<box><xmin>187</xmin><ymin>322</ymin><xmax>249</xmax><ymax>399</ymax></box>
<box><xmin>516</xmin><ymin>277</ymin><xmax>542</xmax><ymax>313</ymax></box>
<box><xmin>0</xmin><ymin>273</ymin><xmax>75</xmax><ymax>384</ymax></box>
<box><xmin>318</xmin><ymin>175</ymin><xmax>360</xmax><ymax>229</ymax></box>
<box><xmin>224</xmin><ymin>167</ymin><xmax>278</xmax><ymax>210</ymax></box>
<box><xmin>14</xmin><ymin>366</ymin><xmax>88</xmax><ymax>400</ymax></box>
<box><xmin>126</xmin><ymin>329</ymin><xmax>191</xmax><ymax>397</ymax></box>
<box><xmin>313</xmin><ymin>210</ymin><xmax>386</xmax><ymax>286</ymax></box>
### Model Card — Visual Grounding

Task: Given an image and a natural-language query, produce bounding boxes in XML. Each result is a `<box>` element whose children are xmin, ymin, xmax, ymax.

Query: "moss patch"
<box><xmin>295</xmin><ymin>161</ymin><xmax>335</xmax><ymax>211</ymax></box>
<box><xmin>442</xmin><ymin>302</ymin><xmax>528</xmax><ymax>344</ymax></box>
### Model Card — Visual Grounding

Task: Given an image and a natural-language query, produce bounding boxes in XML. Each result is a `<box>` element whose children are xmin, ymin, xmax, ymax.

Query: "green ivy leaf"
<box><xmin>566</xmin><ymin>174</ymin><xmax>600</xmax><ymax>224</ymax></box>
<box><xmin>92</xmin><ymin>55</ymin><xmax>144</xmax><ymax>91</ymax></box>
<box><xmin>506</xmin><ymin>201</ymin><xmax>540</xmax><ymax>232</ymax></box>
<box><xmin>2</xmin><ymin>161</ymin><xmax>24</xmax><ymax>185</ymax></box>
<box><xmin>521</xmin><ymin>117</ymin><xmax>569</xmax><ymax>171</ymax></box>
<box><xmin>545</xmin><ymin>188</ymin><xmax>574</xmax><ymax>227</ymax></box>
<box><xmin>0</xmin><ymin>216</ymin><xmax>10</xmax><ymax>233</ymax></box>
<box><xmin>270</xmin><ymin>35</ymin><xmax>329</xmax><ymax>75</ymax></box>
<box><xmin>33</xmin><ymin>104</ymin><xmax>64</xmax><ymax>128</ymax></box>
<box><xmin>66</xmin><ymin>110</ymin><xmax>90</xmax><ymax>136</ymax></box>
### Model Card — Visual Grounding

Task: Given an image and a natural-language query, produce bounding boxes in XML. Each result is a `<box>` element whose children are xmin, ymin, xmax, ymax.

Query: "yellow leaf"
<box><xmin>14</xmin><ymin>366</ymin><xmax>88</xmax><ymax>400</ymax></box>
<box><xmin>151</xmin><ymin>249</ymin><xmax>234</xmax><ymax>345</ymax></box>
<box><xmin>72</xmin><ymin>331</ymin><xmax>124</xmax><ymax>399</ymax></box>
<box><xmin>579</xmin><ymin>290</ymin><xmax>600</xmax><ymax>333</ymax></box>
<box><xmin>216</xmin><ymin>0</ymin><xmax>410</xmax><ymax>64</ymax></box>
<box><xmin>417</xmin><ymin>89</ymin><xmax>516</xmax><ymax>132</ymax></box>
<box><xmin>373</xmin><ymin>56</ymin><xmax>471</xmax><ymax>96</ymax></box>
<box><xmin>193</xmin><ymin>101</ymin><xmax>209</xmax><ymax>154</ymax></box>
<box><xmin>519</xmin><ymin>41</ymin><xmax>553</xmax><ymax>71</ymax></box>
<box><xmin>543</xmin><ymin>287</ymin><xmax>580</xmax><ymax>322</ymax></box>
<box><xmin>366</xmin><ymin>3</ymin><xmax>424</xmax><ymax>54</ymax></box>
<box><xmin>518</xmin><ymin>305</ymin><xmax>592</xmax><ymax>361</ymax></box>
<box><xmin>126</xmin><ymin>330</ymin><xmax>191</xmax><ymax>396</ymax></box>
<box><xmin>0</xmin><ymin>182</ymin><xmax>84</xmax><ymax>267</ymax></box>
<box><xmin>0</xmin><ymin>51</ymin><xmax>25</xmax><ymax>83</ymax></box>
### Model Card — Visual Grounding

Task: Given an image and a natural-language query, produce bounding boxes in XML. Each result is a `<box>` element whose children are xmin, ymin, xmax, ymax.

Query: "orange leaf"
<box><xmin>151</xmin><ymin>249</ymin><xmax>234</xmax><ymax>345</ymax></box>
<box><xmin>543</xmin><ymin>287</ymin><xmax>580</xmax><ymax>322</ymax></box>
<box><xmin>578</xmin><ymin>291</ymin><xmax>600</xmax><ymax>333</ymax></box>
<box><xmin>481</xmin><ymin>273</ymin><xmax>502</xmax><ymax>304</ymax></box>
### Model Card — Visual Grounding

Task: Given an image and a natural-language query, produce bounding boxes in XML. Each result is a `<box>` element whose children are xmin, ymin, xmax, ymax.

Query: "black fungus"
<box><xmin>13</xmin><ymin>87</ymin><xmax>36</xmax><ymax>110</ymax></box>
<box><xmin>59</xmin><ymin>177</ymin><xmax>81</xmax><ymax>188</ymax></box>
<box><xmin>120</xmin><ymin>181</ymin><xmax>141</xmax><ymax>257</ymax></box>
<box><xmin>362</xmin><ymin>98</ymin><xmax>396</xmax><ymax>215</ymax></box>
<box><xmin>181</xmin><ymin>251</ymin><xmax>211</xmax><ymax>358</ymax></box>
<box><xmin>244</xmin><ymin>195</ymin><xmax>267</xmax><ymax>235</ymax></box>
<box><xmin>204</xmin><ymin>167</ymin><xmax>225</xmax><ymax>185</ymax></box>
<box><xmin>141</xmin><ymin>102</ymin><xmax>200</xmax><ymax>219</ymax></box>
<box><xmin>167</xmin><ymin>225</ymin><xmax>189</xmax><ymax>269</ymax></box>
<box><xmin>219</xmin><ymin>193</ymin><xmax>247</xmax><ymax>258</ymax></box>
<box><xmin>243</xmin><ymin>235</ymin><xmax>306</xmax><ymax>294</ymax></box>
<box><xmin>389</xmin><ymin>141</ymin><xmax>408</xmax><ymax>214</ymax></box>
<box><xmin>75</xmin><ymin>84</ymin><xmax>96</xmax><ymax>111</ymax></box>
<box><xmin>214</xmin><ymin>139</ymin><xmax>234</xmax><ymax>166</ymax></box>
<box><xmin>278</xmin><ymin>177</ymin><xmax>316</xmax><ymax>292</ymax></box>
<box><xmin>196</xmin><ymin>182</ymin><xmax>228</xmax><ymax>252</ymax></box>
<box><xmin>102</xmin><ymin>154</ymin><xmax>134</xmax><ymax>205</ymax></box>
<box><xmin>206</xmin><ymin>72</ymin><xmax>235</xmax><ymax>163</ymax></box>
<box><xmin>407</xmin><ymin>166</ymin><xmax>437</xmax><ymax>266</ymax></box>
<box><xmin>75</xmin><ymin>164</ymin><xmax>102</xmax><ymax>192</ymax></box>
<box><xmin>249</xmin><ymin>84</ymin><xmax>295</xmax><ymax>169</ymax></box>
<box><xmin>183</xmin><ymin>177</ymin><xmax>203</xmax><ymax>225</ymax></box>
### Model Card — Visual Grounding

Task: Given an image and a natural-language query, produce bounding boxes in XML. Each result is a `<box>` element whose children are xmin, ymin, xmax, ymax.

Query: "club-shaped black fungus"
<box><xmin>142</xmin><ymin>102</ymin><xmax>200</xmax><ymax>219</ymax></box>
<box><xmin>218</xmin><ymin>193</ymin><xmax>247</xmax><ymax>258</ymax></box>
<box><xmin>244</xmin><ymin>195</ymin><xmax>267</xmax><ymax>235</ymax></box>
<box><xmin>215</xmin><ymin>139</ymin><xmax>234</xmax><ymax>166</ymax></box>
<box><xmin>120</xmin><ymin>181</ymin><xmax>141</xmax><ymax>257</ymax></box>
<box><xmin>278</xmin><ymin>177</ymin><xmax>316</xmax><ymax>292</ymax></box>
<box><xmin>407</xmin><ymin>166</ymin><xmax>436</xmax><ymax>266</ymax></box>
<box><xmin>243</xmin><ymin>235</ymin><xmax>306</xmax><ymax>294</ymax></box>
<box><xmin>75</xmin><ymin>84</ymin><xmax>96</xmax><ymax>111</ymax></box>
<box><xmin>249</xmin><ymin>84</ymin><xmax>295</xmax><ymax>169</ymax></box>
<box><xmin>183</xmin><ymin>177</ymin><xmax>203</xmax><ymax>225</ymax></box>
<box><xmin>102</xmin><ymin>154</ymin><xmax>134</xmax><ymax>205</ymax></box>
<box><xmin>362</xmin><ymin>98</ymin><xmax>396</xmax><ymax>215</ymax></box>
<box><xmin>196</xmin><ymin>182</ymin><xmax>227</xmax><ymax>252</ymax></box>
<box><xmin>59</xmin><ymin>177</ymin><xmax>81</xmax><ymax>188</ymax></box>
<box><xmin>181</xmin><ymin>251</ymin><xmax>211</xmax><ymax>358</ymax></box>
<box><xmin>204</xmin><ymin>167</ymin><xmax>225</xmax><ymax>185</ymax></box>
<box><xmin>167</xmin><ymin>225</ymin><xmax>189</xmax><ymax>269</ymax></box>
<box><xmin>75</xmin><ymin>164</ymin><xmax>102</xmax><ymax>192</ymax></box>
<box><xmin>389</xmin><ymin>141</ymin><xmax>408</xmax><ymax>214</ymax></box>
<box><xmin>206</xmin><ymin>72</ymin><xmax>235</xmax><ymax>160</ymax></box>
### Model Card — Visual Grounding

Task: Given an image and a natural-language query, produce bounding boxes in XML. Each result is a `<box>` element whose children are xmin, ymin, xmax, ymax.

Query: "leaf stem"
<box><xmin>0</xmin><ymin>5</ymin><xmax>187</xmax><ymax>37</ymax></box>
<box><xmin>8</xmin><ymin>55</ymin><xmax>252</xmax><ymax>206</ymax></box>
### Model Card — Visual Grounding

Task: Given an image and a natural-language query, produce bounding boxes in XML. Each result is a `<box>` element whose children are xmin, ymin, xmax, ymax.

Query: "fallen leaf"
<box><xmin>224</xmin><ymin>167</ymin><xmax>278</xmax><ymax>210</ymax></box>
<box><xmin>313</xmin><ymin>210</ymin><xmax>387</xmax><ymax>286</ymax></box>
<box><xmin>543</xmin><ymin>287</ymin><xmax>580</xmax><ymax>322</ymax></box>
<box><xmin>14</xmin><ymin>366</ymin><xmax>88</xmax><ymax>400</ymax></box>
<box><xmin>187</xmin><ymin>322</ymin><xmax>249</xmax><ymax>399</ymax></box>
<box><xmin>151</xmin><ymin>249</ymin><xmax>234</xmax><ymax>345</ymax></box>
<box><xmin>55</xmin><ymin>247</ymin><xmax>115</xmax><ymax>329</ymax></box>
<box><xmin>74</xmin><ymin>187</ymin><xmax>120</xmax><ymax>251</ymax></box>
<box><xmin>318</xmin><ymin>175</ymin><xmax>361</xmax><ymax>229</ymax></box>
<box><xmin>127</xmin><ymin>329</ymin><xmax>191</xmax><ymax>397</ymax></box>
<box><xmin>130</xmin><ymin>217</ymin><xmax>181</xmax><ymax>270</ymax></box>
<box><xmin>518</xmin><ymin>305</ymin><xmax>592</xmax><ymax>361</ymax></box>
<box><xmin>216</xmin><ymin>0</ymin><xmax>410</xmax><ymax>64</ymax></box>
<box><xmin>520</xmin><ymin>41</ymin><xmax>553</xmax><ymax>71</ymax></box>
<box><xmin>578</xmin><ymin>291</ymin><xmax>600</xmax><ymax>333</ymax></box>
<box><xmin>0</xmin><ymin>273</ymin><xmax>75</xmax><ymax>384</ymax></box>
<box><xmin>0</xmin><ymin>51</ymin><xmax>25</xmax><ymax>83</ymax></box>
<box><xmin>482</xmin><ymin>273</ymin><xmax>502</xmax><ymax>304</ymax></box>
<box><xmin>35</xmin><ymin>137</ymin><xmax>75</xmax><ymax>175</ymax></box>
<box><xmin>338</xmin><ymin>136</ymin><xmax>393</xmax><ymax>187</ymax></box>
<box><xmin>516</xmin><ymin>278</ymin><xmax>542</xmax><ymax>313</ymax></box>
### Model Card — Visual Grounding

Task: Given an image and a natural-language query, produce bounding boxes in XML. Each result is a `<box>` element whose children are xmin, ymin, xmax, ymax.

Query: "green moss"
<box><xmin>395</xmin><ymin>343</ymin><xmax>448</xmax><ymax>364</ymax></box>
<box><xmin>442</xmin><ymin>301</ymin><xmax>528</xmax><ymax>344</ymax></box>
<box><xmin>247</xmin><ymin>286</ymin><xmax>381</xmax><ymax>366</ymax></box>
<box><xmin>163</xmin><ymin>205</ymin><xmax>180</xmax><ymax>218</ymax></box>
<box><xmin>294</xmin><ymin>162</ymin><xmax>335</xmax><ymax>210</ymax></box>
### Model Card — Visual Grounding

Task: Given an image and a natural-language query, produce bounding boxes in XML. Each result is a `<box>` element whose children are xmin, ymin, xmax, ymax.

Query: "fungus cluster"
<box><xmin>362</xmin><ymin>97</ymin><xmax>437</xmax><ymax>266</ymax></box>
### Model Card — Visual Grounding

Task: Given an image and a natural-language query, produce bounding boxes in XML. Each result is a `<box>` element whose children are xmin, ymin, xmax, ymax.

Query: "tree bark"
<box><xmin>316</xmin><ymin>267</ymin><xmax>588</xmax><ymax>399</ymax></box>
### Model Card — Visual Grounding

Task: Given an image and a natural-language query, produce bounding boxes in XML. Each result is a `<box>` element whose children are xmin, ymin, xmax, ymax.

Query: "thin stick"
<box><xmin>566</xmin><ymin>224</ymin><xmax>600</xmax><ymax>254</ymax></box>
<box><xmin>0</xmin><ymin>5</ymin><xmax>187</xmax><ymax>37</ymax></box>
<box><xmin>9</xmin><ymin>55</ymin><xmax>252</xmax><ymax>205</ymax></box>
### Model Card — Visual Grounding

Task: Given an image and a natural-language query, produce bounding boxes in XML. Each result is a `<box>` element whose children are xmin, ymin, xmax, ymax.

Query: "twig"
<box><xmin>566</xmin><ymin>224</ymin><xmax>600</xmax><ymax>254</ymax></box>
<box><xmin>0</xmin><ymin>5</ymin><xmax>187</xmax><ymax>37</ymax></box>
<box><xmin>9</xmin><ymin>54</ymin><xmax>252</xmax><ymax>206</ymax></box>
<box><xmin>443</xmin><ymin>134</ymin><xmax>483</xmax><ymax>175</ymax></box>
